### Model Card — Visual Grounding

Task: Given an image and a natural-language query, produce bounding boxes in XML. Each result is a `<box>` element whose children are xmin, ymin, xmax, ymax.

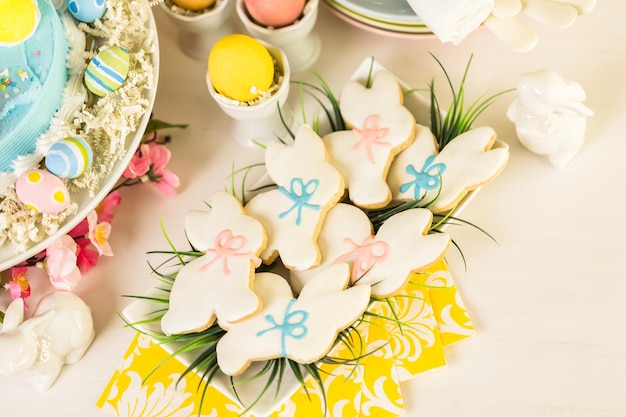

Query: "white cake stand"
<box><xmin>0</xmin><ymin>12</ymin><xmax>160</xmax><ymax>272</ymax></box>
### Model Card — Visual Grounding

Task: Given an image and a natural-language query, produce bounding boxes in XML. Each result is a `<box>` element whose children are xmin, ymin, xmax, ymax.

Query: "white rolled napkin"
<box><xmin>406</xmin><ymin>0</ymin><xmax>494</xmax><ymax>44</ymax></box>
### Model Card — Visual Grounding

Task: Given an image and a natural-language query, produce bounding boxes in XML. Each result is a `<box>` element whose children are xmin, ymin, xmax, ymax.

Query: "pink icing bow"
<box><xmin>352</xmin><ymin>114</ymin><xmax>391</xmax><ymax>164</ymax></box>
<box><xmin>200</xmin><ymin>230</ymin><xmax>262</xmax><ymax>275</ymax></box>
<box><xmin>334</xmin><ymin>236</ymin><xmax>391</xmax><ymax>283</ymax></box>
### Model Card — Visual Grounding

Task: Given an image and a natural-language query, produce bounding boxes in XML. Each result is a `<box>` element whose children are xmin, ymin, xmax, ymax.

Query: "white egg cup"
<box><xmin>206</xmin><ymin>42</ymin><xmax>292</xmax><ymax>148</ymax></box>
<box><xmin>236</xmin><ymin>0</ymin><xmax>321</xmax><ymax>73</ymax></box>
<box><xmin>160</xmin><ymin>0</ymin><xmax>238</xmax><ymax>61</ymax></box>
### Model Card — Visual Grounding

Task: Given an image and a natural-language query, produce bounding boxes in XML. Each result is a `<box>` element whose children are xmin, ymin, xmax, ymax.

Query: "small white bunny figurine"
<box><xmin>507</xmin><ymin>69</ymin><xmax>593</xmax><ymax>168</ymax></box>
<box><xmin>0</xmin><ymin>291</ymin><xmax>94</xmax><ymax>390</ymax></box>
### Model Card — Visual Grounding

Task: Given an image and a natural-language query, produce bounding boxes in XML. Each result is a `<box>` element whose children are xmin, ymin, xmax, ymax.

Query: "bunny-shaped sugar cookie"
<box><xmin>322</xmin><ymin>69</ymin><xmax>416</xmax><ymax>209</ymax></box>
<box><xmin>290</xmin><ymin>203</ymin><xmax>450</xmax><ymax>298</ymax></box>
<box><xmin>161</xmin><ymin>191</ymin><xmax>267</xmax><ymax>336</ymax></box>
<box><xmin>388</xmin><ymin>124</ymin><xmax>509</xmax><ymax>212</ymax></box>
<box><xmin>245</xmin><ymin>125</ymin><xmax>344</xmax><ymax>271</ymax></box>
<box><xmin>216</xmin><ymin>263</ymin><xmax>370</xmax><ymax>376</ymax></box>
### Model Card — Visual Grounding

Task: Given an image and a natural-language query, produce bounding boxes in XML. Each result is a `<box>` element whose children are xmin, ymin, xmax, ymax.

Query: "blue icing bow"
<box><xmin>278</xmin><ymin>178</ymin><xmax>321</xmax><ymax>226</ymax></box>
<box><xmin>399</xmin><ymin>155</ymin><xmax>446</xmax><ymax>200</ymax></box>
<box><xmin>256</xmin><ymin>299</ymin><xmax>309</xmax><ymax>358</ymax></box>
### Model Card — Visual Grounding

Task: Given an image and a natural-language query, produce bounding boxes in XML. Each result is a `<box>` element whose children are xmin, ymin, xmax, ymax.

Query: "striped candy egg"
<box><xmin>85</xmin><ymin>45</ymin><xmax>129</xmax><ymax>97</ymax></box>
<box><xmin>46</xmin><ymin>136</ymin><xmax>93</xmax><ymax>178</ymax></box>
<box><xmin>16</xmin><ymin>169</ymin><xmax>70</xmax><ymax>214</ymax></box>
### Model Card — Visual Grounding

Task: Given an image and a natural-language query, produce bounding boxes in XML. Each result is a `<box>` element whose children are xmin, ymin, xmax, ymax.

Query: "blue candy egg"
<box><xmin>45</xmin><ymin>136</ymin><xmax>93</xmax><ymax>178</ymax></box>
<box><xmin>85</xmin><ymin>45</ymin><xmax>130</xmax><ymax>97</ymax></box>
<box><xmin>66</xmin><ymin>0</ymin><xmax>106</xmax><ymax>23</ymax></box>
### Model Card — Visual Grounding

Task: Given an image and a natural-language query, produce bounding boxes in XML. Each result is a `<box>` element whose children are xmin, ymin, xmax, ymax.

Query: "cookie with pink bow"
<box><xmin>245</xmin><ymin>125</ymin><xmax>345</xmax><ymax>271</ymax></box>
<box><xmin>160</xmin><ymin>191</ymin><xmax>267</xmax><ymax>336</ymax></box>
<box><xmin>290</xmin><ymin>203</ymin><xmax>450</xmax><ymax>298</ymax></box>
<box><xmin>216</xmin><ymin>263</ymin><xmax>371</xmax><ymax>376</ymax></box>
<box><xmin>322</xmin><ymin>69</ymin><xmax>416</xmax><ymax>209</ymax></box>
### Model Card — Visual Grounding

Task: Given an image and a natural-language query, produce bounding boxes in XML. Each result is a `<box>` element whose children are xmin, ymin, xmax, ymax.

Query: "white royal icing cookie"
<box><xmin>245</xmin><ymin>125</ymin><xmax>344</xmax><ymax>271</ymax></box>
<box><xmin>388</xmin><ymin>124</ymin><xmax>509</xmax><ymax>212</ymax></box>
<box><xmin>161</xmin><ymin>191</ymin><xmax>267</xmax><ymax>335</ymax></box>
<box><xmin>216</xmin><ymin>263</ymin><xmax>371</xmax><ymax>376</ymax></box>
<box><xmin>322</xmin><ymin>69</ymin><xmax>416</xmax><ymax>209</ymax></box>
<box><xmin>290</xmin><ymin>203</ymin><xmax>450</xmax><ymax>298</ymax></box>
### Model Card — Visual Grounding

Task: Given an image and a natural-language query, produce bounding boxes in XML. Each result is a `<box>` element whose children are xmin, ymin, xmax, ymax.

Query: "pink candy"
<box><xmin>243</xmin><ymin>0</ymin><xmax>306</xmax><ymax>28</ymax></box>
<box><xmin>15</xmin><ymin>169</ymin><xmax>70</xmax><ymax>214</ymax></box>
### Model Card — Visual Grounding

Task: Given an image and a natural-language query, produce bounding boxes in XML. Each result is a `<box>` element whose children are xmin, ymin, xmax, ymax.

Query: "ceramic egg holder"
<box><xmin>206</xmin><ymin>42</ymin><xmax>292</xmax><ymax>147</ymax></box>
<box><xmin>160</xmin><ymin>0</ymin><xmax>238</xmax><ymax>61</ymax></box>
<box><xmin>236</xmin><ymin>0</ymin><xmax>321</xmax><ymax>73</ymax></box>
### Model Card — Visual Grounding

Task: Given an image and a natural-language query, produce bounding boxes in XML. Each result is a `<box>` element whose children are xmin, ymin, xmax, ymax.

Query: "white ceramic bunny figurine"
<box><xmin>0</xmin><ymin>291</ymin><xmax>94</xmax><ymax>390</ymax></box>
<box><xmin>507</xmin><ymin>69</ymin><xmax>593</xmax><ymax>168</ymax></box>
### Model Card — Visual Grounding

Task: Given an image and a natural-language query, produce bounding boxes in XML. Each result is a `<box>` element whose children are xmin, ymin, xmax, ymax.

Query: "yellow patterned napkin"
<box><xmin>425</xmin><ymin>259</ymin><xmax>476</xmax><ymax>346</ymax></box>
<box><xmin>96</xmin><ymin>320</ymin><xmax>397</xmax><ymax>416</ymax></box>
<box><xmin>381</xmin><ymin>258</ymin><xmax>476</xmax><ymax>382</ymax></box>
<box><xmin>97</xmin><ymin>259</ymin><xmax>473</xmax><ymax>417</ymax></box>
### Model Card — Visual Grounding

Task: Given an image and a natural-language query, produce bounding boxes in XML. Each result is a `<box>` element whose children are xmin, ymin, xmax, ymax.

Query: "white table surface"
<box><xmin>2</xmin><ymin>2</ymin><xmax>626</xmax><ymax>416</ymax></box>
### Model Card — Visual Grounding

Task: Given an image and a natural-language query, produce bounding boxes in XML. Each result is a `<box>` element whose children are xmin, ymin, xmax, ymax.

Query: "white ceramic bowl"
<box><xmin>236</xmin><ymin>0</ymin><xmax>321</xmax><ymax>72</ymax></box>
<box><xmin>236</xmin><ymin>0</ymin><xmax>318</xmax><ymax>44</ymax></box>
<box><xmin>206</xmin><ymin>41</ymin><xmax>292</xmax><ymax>146</ymax></box>
<box><xmin>160</xmin><ymin>0</ymin><xmax>235</xmax><ymax>33</ymax></box>
<box><xmin>160</xmin><ymin>0</ymin><xmax>237</xmax><ymax>60</ymax></box>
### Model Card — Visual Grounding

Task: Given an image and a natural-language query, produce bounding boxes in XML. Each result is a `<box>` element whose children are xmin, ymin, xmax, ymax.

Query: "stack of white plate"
<box><xmin>324</xmin><ymin>0</ymin><xmax>432</xmax><ymax>35</ymax></box>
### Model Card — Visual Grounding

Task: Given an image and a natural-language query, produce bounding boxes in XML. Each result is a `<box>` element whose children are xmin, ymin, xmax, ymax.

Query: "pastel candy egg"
<box><xmin>16</xmin><ymin>169</ymin><xmax>70</xmax><ymax>214</ymax></box>
<box><xmin>243</xmin><ymin>0</ymin><xmax>306</xmax><ymax>28</ymax></box>
<box><xmin>66</xmin><ymin>0</ymin><xmax>106</xmax><ymax>23</ymax></box>
<box><xmin>171</xmin><ymin>0</ymin><xmax>216</xmax><ymax>11</ymax></box>
<box><xmin>85</xmin><ymin>45</ymin><xmax>129</xmax><ymax>97</ymax></box>
<box><xmin>208</xmin><ymin>34</ymin><xmax>274</xmax><ymax>102</ymax></box>
<box><xmin>45</xmin><ymin>136</ymin><xmax>93</xmax><ymax>178</ymax></box>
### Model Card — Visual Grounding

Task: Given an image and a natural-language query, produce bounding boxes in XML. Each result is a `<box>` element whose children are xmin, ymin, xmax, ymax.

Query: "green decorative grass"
<box><xmin>422</xmin><ymin>53</ymin><xmax>513</xmax><ymax>150</ymax></box>
<box><xmin>123</xmin><ymin>220</ymin><xmax>378</xmax><ymax>416</ymax></box>
<box><xmin>123</xmin><ymin>54</ymin><xmax>506</xmax><ymax>416</ymax></box>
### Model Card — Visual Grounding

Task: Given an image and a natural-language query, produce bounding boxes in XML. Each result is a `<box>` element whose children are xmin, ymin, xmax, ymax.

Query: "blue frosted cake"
<box><xmin>0</xmin><ymin>0</ymin><xmax>69</xmax><ymax>173</ymax></box>
<box><xmin>0</xmin><ymin>0</ymin><xmax>157</xmax><ymax>252</ymax></box>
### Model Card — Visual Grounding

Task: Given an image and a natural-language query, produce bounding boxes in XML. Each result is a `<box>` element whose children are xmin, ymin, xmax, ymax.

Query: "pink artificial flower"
<box><xmin>96</xmin><ymin>191</ymin><xmax>122</xmax><ymax>223</ymax></box>
<box><xmin>75</xmin><ymin>237</ymin><xmax>100</xmax><ymax>273</ymax></box>
<box><xmin>46</xmin><ymin>235</ymin><xmax>82</xmax><ymax>292</ymax></box>
<box><xmin>146</xmin><ymin>141</ymin><xmax>170</xmax><ymax>168</ymax></box>
<box><xmin>145</xmin><ymin>142</ymin><xmax>180</xmax><ymax>197</ymax></box>
<box><xmin>87</xmin><ymin>210</ymin><xmax>113</xmax><ymax>257</ymax></box>
<box><xmin>69</xmin><ymin>217</ymin><xmax>89</xmax><ymax>239</ymax></box>
<box><xmin>4</xmin><ymin>267</ymin><xmax>31</xmax><ymax>308</ymax></box>
<box><xmin>143</xmin><ymin>131</ymin><xmax>157</xmax><ymax>143</ymax></box>
<box><xmin>123</xmin><ymin>145</ymin><xmax>151</xmax><ymax>179</ymax></box>
<box><xmin>151</xmin><ymin>168</ymin><xmax>180</xmax><ymax>197</ymax></box>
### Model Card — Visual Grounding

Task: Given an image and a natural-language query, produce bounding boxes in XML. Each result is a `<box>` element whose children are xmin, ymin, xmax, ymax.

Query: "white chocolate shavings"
<box><xmin>0</xmin><ymin>0</ymin><xmax>155</xmax><ymax>252</ymax></box>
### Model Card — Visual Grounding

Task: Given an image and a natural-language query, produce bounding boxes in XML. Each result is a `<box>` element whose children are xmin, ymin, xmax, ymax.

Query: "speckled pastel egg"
<box><xmin>208</xmin><ymin>34</ymin><xmax>274</xmax><ymax>102</ymax></box>
<box><xmin>16</xmin><ymin>169</ymin><xmax>70</xmax><ymax>214</ymax></box>
<box><xmin>243</xmin><ymin>0</ymin><xmax>306</xmax><ymax>28</ymax></box>
<box><xmin>171</xmin><ymin>0</ymin><xmax>217</xmax><ymax>11</ymax></box>
<box><xmin>45</xmin><ymin>136</ymin><xmax>93</xmax><ymax>179</ymax></box>
<box><xmin>66</xmin><ymin>0</ymin><xmax>106</xmax><ymax>23</ymax></box>
<box><xmin>85</xmin><ymin>45</ymin><xmax>129</xmax><ymax>97</ymax></box>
